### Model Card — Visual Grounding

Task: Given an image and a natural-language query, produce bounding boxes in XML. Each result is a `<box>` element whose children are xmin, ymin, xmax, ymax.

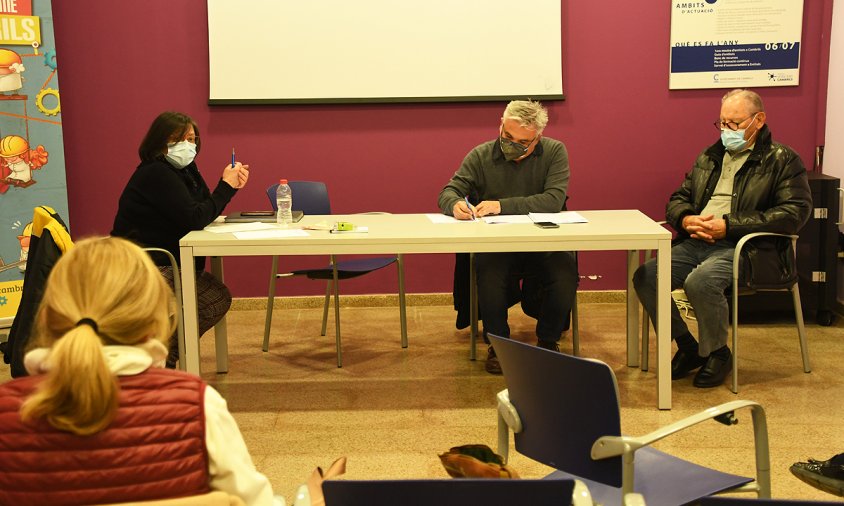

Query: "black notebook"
<box><xmin>224</xmin><ymin>210</ymin><xmax>303</xmax><ymax>223</ymax></box>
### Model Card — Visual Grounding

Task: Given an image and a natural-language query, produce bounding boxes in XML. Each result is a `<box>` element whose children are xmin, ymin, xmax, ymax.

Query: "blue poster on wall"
<box><xmin>669</xmin><ymin>0</ymin><xmax>804</xmax><ymax>90</ymax></box>
<box><xmin>0</xmin><ymin>0</ymin><xmax>67</xmax><ymax>321</ymax></box>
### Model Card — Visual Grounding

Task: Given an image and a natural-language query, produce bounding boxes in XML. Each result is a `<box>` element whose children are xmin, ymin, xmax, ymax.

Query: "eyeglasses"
<box><xmin>501</xmin><ymin>133</ymin><xmax>538</xmax><ymax>150</ymax></box>
<box><xmin>713</xmin><ymin>114</ymin><xmax>756</xmax><ymax>131</ymax></box>
<box><xmin>169</xmin><ymin>135</ymin><xmax>199</xmax><ymax>145</ymax></box>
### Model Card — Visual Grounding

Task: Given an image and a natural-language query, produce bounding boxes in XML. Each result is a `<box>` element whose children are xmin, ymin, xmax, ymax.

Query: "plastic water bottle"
<box><xmin>276</xmin><ymin>179</ymin><xmax>293</xmax><ymax>226</ymax></box>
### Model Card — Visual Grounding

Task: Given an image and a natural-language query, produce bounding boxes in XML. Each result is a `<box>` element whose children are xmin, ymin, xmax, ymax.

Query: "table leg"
<box><xmin>210</xmin><ymin>256</ymin><xmax>228</xmax><ymax>374</ymax></box>
<box><xmin>469</xmin><ymin>253</ymin><xmax>478</xmax><ymax>361</ymax></box>
<box><xmin>656</xmin><ymin>240</ymin><xmax>672</xmax><ymax>409</ymax></box>
<box><xmin>626</xmin><ymin>250</ymin><xmax>640</xmax><ymax>368</ymax></box>
<box><xmin>179</xmin><ymin>247</ymin><xmax>200</xmax><ymax>375</ymax></box>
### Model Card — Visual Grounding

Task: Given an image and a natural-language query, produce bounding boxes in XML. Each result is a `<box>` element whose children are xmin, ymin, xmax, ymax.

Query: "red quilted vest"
<box><xmin>0</xmin><ymin>368</ymin><xmax>210</xmax><ymax>506</ymax></box>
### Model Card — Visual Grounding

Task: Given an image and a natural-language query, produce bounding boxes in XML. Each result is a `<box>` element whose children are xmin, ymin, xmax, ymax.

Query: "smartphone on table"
<box><xmin>534</xmin><ymin>221</ymin><xmax>560</xmax><ymax>229</ymax></box>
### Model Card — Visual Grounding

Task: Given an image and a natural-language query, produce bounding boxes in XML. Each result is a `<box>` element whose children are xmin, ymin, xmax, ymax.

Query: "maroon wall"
<box><xmin>51</xmin><ymin>1</ymin><xmax>831</xmax><ymax>297</ymax></box>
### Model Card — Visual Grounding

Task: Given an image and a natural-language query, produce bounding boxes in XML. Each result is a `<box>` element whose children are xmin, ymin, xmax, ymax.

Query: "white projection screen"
<box><xmin>207</xmin><ymin>0</ymin><xmax>564</xmax><ymax>104</ymax></box>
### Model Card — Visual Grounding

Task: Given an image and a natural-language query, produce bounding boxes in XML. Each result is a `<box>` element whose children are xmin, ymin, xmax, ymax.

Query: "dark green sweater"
<box><xmin>438</xmin><ymin>137</ymin><xmax>570</xmax><ymax>215</ymax></box>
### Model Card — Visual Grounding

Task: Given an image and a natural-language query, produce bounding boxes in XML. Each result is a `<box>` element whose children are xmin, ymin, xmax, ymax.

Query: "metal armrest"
<box><xmin>592</xmin><ymin>400</ymin><xmax>765</xmax><ymax>457</ymax></box>
<box><xmin>592</xmin><ymin>400</ymin><xmax>771</xmax><ymax>498</ymax></box>
<box><xmin>732</xmin><ymin>231</ymin><xmax>798</xmax><ymax>268</ymax></box>
<box><xmin>496</xmin><ymin>389</ymin><xmax>522</xmax><ymax>464</ymax></box>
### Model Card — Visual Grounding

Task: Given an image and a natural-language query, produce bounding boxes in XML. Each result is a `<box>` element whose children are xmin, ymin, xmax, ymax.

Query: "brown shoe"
<box><xmin>485</xmin><ymin>346</ymin><xmax>502</xmax><ymax>375</ymax></box>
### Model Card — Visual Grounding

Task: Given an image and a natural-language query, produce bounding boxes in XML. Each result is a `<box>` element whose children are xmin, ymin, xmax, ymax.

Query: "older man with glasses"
<box><xmin>633</xmin><ymin>88</ymin><xmax>812</xmax><ymax>388</ymax></box>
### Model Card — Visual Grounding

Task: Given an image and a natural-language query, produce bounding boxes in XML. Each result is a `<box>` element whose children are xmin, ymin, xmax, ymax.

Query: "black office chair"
<box><xmin>263</xmin><ymin>181</ymin><xmax>407</xmax><ymax>367</ymax></box>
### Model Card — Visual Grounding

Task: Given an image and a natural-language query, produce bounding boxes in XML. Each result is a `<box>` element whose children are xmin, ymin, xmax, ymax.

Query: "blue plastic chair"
<box><xmin>263</xmin><ymin>181</ymin><xmax>407</xmax><ymax>367</ymax></box>
<box><xmin>322</xmin><ymin>478</ymin><xmax>577</xmax><ymax>506</ymax></box>
<box><xmin>488</xmin><ymin>333</ymin><xmax>772</xmax><ymax>506</ymax></box>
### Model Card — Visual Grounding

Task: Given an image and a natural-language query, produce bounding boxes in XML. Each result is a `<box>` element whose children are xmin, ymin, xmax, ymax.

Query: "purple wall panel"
<box><xmin>51</xmin><ymin>1</ymin><xmax>830</xmax><ymax>297</ymax></box>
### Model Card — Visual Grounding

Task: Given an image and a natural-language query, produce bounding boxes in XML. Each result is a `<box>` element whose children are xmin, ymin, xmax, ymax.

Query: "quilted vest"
<box><xmin>0</xmin><ymin>368</ymin><xmax>210</xmax><ymax>506</ymax></box>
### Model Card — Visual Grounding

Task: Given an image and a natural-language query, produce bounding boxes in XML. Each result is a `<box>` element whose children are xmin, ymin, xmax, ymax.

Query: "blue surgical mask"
<box><xmin>720</xmin><ymin>114</ymin><xmax>758</xmax><ymax>152</ymax></box>
<box><xmin>165</xmin><ymin>141</ymin><xmax>197</xmax><ymax>169</ymax></box>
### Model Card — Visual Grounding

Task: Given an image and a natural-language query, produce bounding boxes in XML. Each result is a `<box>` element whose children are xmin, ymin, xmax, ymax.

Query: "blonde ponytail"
<box><xmin>19</xmin><ymin>236</ymin><xmax>175</xmax><ymax>435</ymax></box>
<box><xmin>21</xmin><ymin>325</ymin><xmax>118</xmax><ymax>435</ymax></box>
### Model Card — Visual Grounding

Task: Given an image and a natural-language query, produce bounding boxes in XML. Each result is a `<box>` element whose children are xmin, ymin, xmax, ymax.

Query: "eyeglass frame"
<box><xmin>713</xmin><ymin>113</ymin><xmax>759</xmax><ymax>132</ymax></box>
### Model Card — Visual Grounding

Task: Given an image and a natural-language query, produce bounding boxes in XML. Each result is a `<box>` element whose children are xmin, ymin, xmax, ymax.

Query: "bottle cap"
<box><xmin>279</xmin><ymin>179</ymin><xmax>288</xmax><ymax>184</ymax></box>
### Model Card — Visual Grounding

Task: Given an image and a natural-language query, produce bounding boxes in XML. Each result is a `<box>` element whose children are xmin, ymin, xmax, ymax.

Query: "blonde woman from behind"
<box><xmin>0</xmin><ymin>236</ymin><xmax>284</xmax><ymax>506</ymax></box>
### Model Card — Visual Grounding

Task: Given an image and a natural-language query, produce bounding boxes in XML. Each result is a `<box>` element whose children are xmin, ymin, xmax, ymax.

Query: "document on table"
<box><xmin>426</xmin><ymin>213</ymin><xmax>477</xmax><ymax>224</ymax></box>
<box><xmin>231</xmin><ymin>228</ymin><xmax>310</xmax><ymax>240</ymax></box>
<box><xmin>482</xmin><ymin>212</ymin><xmax>588</xmax><ymax>224</ymax></box>
<box><xmin>204</xmin><ymin>222</ymin><xmax>277</xmax><ymax>233</ymax></box>
<box><xmin>528</xmin><ymin>212</ymin><xmax>588</xmax><ymax>224</ymax></box>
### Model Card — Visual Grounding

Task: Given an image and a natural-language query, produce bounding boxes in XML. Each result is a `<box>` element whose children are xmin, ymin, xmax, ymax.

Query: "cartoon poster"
<box><xmin>669</xmin><ymin>0</ymin><xmax>804</xmax><ymax>90</ymax></box>
<box><xmin>0</xmin><ymin>0</ymin><xmax>67</xmax><ymax>321</ymax></box>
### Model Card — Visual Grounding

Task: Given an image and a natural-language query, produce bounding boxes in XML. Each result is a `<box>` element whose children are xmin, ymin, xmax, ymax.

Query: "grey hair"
<box><xmin>502</xmin><ymin>100</ymin><xmax>549</xmax><ymax>132</ymax></box>
<box><xmin>722</xmin><ymin>89</ymin><xmax>765</xmax><ymax>113</ymax></box>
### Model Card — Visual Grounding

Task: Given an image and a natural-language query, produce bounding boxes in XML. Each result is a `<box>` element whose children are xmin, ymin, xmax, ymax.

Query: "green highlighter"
<box><xmin>334</xmin><ymin>221</ymin><xmax>354</xmax><ymax>231</ymax></box>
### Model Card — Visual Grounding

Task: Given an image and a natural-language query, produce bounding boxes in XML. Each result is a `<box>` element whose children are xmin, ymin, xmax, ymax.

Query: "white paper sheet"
<box><xmin>481</xmin><ymin>215</ymin><xmax>533</xmax><ymax>224</ymax></box>
<box><xmin>528</xmin><ymin>212</ymin><xmax>588</xmax><ymax>224</ymax></box>
<box><xmin>204</xmin><ymin>222</ymin><xmax>277</xmax><ymax>233</ymax></box>
<box><xmin>231</xmin><ymin>229</ymin><xmax>311</xmax><ymax>240</ymax></box>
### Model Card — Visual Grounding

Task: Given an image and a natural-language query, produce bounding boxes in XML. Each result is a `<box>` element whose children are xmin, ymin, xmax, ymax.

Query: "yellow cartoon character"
<box><xmin>0</xmin><ymin>49</ymin><xmax>25</xmax><ymax>93</ymax></box>
<box><xmin>0</xmin><ymin>135</ymin><xmax>48</xmax><ymax>189</ymax></box>
<box><xmin>16</xmin><ymin>222</ymin><xmax>31</xmax><ymax>272</ymax></box>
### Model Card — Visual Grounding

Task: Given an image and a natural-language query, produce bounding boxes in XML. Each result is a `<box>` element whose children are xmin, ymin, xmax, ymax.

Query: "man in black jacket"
<box><xmin>634</xmin><ymin>89</ymin><xmax>811</xmax><ymax>388</ymax></box>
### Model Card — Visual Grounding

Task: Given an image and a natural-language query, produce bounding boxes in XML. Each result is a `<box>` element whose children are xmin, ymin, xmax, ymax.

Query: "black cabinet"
<box><xmin>739</xmin><ymin>172</ymin><xmax>840</xmax><ymax>325</ymax></box>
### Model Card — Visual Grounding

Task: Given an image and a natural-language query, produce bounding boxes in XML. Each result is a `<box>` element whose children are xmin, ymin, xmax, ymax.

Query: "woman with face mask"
<box><xmin>112</xmin><ymin>111</ymin><xmax>250</xmax><ymax>367</ymax></box>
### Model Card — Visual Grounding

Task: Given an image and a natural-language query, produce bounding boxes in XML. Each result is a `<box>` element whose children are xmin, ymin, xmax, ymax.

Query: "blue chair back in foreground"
<box><xmin>322</xmin><ymin>478</ymin><xmax>575</xmax><ymax>506</ymax></box>
<box><xmin>489</xmin><ymin>334</ymin><xmax>771</xmax><ymax>506</ymax></box>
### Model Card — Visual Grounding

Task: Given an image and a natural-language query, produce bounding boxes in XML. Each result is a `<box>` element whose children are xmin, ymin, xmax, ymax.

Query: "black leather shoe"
<box><xmin>536</xmin><ymin>340</ymin><xmax>560</xmax><ymax>352</ymax></box>
<box><xmin>485</xmin><ymin>346</ymin><xmax>502</xmax><ymax>375</ymax></box>
<box><xmin>693</xmin><ymin>351</ymin><xmax>732</xmax><ymax>388</ymax></box>
<box><xmin>671</xmin><ymin>349</ymin><xmax>707</xmax><ymax>380</ymax></box>
<box><xmin>790</xmin><ymin>453</ymin><xmax>844</xmax><ymax>497</ymax></box>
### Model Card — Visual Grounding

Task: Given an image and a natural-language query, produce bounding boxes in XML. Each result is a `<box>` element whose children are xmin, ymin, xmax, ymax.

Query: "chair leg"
<box><xmin>731</xmin><ymin>285</ymin><xmax>740</xmax><ymax>394</ymax></box>
<box><xmin>321</xmin><ymin>281</ymin><xmax>331</xmax><ymax>336</ymax></box>
<box><xmin>469</xmin><ymin>252</ymin><xmax>478</xmax><ymax>361</ymax></box>
<box><xmin>331</xmin><ymin>255</ymin><xmax>342</xmax><ymax>368</ymax></box>
<box><xmin>397</xmin><ymin>254</ymin><xmax>408</xmax><ymax>348</ymax></box>
<box><xmin>791</xmin><ymin>284</ymin><xmax>811</xmax><ymax>373</ymax></box>
<box><xmin>571</xmin><ymin>293</ymin><xmax>580</xmax><ymax>356</ymax></box>
<box><xmin>641</xmin><ymin>308</ymin><xmax>650</xmax><ymax>372</ymax></box>
<box><xmin>263</xmin><ymin>255</ymin><xmax>279</xmax><ymax>352</ymax></box>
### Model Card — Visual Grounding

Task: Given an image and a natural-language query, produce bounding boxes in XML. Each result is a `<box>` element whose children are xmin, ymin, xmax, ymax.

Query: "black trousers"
<box><xmin>475</xmin><ymin>251</ymin><xmax>578</xmax><ymax>343</ymax></box>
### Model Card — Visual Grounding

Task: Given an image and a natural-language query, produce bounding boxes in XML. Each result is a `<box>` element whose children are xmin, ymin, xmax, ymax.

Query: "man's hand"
<box><xmin>682</xmin><ymin>214</ymin><xmax>727</xmax><ymax>243</ymax></box>
<box><xmin>475</xmin><ymin>200</ymin><xmax>501</xmax><ymax>217</ymax></box>
<box><xmin>452</xmin><ymin>200</ymin><xmax>475</xmax><ymax>220</ymax></box>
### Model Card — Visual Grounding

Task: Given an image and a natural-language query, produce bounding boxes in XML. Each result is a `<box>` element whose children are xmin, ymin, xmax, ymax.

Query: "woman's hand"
<box><xmin>222</xmin><ymin>162</ymin><xmax>249</xmax><ymax>189</ymax></box>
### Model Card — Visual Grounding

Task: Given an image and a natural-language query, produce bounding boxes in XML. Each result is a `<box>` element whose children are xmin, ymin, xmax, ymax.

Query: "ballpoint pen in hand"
<box><xmin>231</xmin><ymin>148</ymin><xmax>236</xmax><ymax>169</ymax></box>
<box><xmin>464</xmin><ymin>196</ymin><xmax>477</xmax><ymax>221</ymax></box>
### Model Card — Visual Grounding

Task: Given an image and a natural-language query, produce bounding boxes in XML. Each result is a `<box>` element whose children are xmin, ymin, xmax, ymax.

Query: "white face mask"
<box><xmin>165</xmin><ymin>141</ymin><xmax>197</xmax><ymax>169</ymax></box>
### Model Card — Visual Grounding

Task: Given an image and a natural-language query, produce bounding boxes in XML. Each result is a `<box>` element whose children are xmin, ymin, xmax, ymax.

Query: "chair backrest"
<box><xmin>700</xmin><ymin>497</ymin><xmax>839</xmax><ymax>505</ymax></box>
<box><xmin>488</xmin><ymin>334</ymin><xmax>624</xmax><ymax>487</ymax></box>
<box><xmin>266</xmin><ymin>181</ymin><xmax>331</xmax><ymax>215</ymax></box>
<box><xmin>322</xmin><ymin>478</ymin><xmax>575</xmax><ymax>506</ymax></box>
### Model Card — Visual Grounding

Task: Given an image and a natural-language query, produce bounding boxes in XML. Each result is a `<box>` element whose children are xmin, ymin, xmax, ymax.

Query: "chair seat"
<box><xmin>291</xmin><ymin>256</ymin><xmax>398</xmax><ymax>280</ymax></box>
<box><xmin>546</xmin><ymin>446</ymin><xmax>752</xmax><ymax>506</ymax></box>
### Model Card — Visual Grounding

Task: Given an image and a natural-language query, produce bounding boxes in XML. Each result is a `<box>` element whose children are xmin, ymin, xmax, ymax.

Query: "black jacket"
<box><xmin>3</xmin><ymin>206</ymin><xmax>73</xmax><ymax>377</ymax></box>
<box><xmin>666</xmin><ymin>125</ymin><xmax>812</xmax><ymax>288</ymax></box>
<box><xmin>111</xmin><ymin>159</ymin><xmax>236</xmax><ymax>271</ymax></box>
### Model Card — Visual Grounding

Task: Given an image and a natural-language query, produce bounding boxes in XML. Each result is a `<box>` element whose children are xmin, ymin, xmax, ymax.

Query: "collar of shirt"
<box><xmin>24</xmin><ymin>340</ymin><xmax>169</xmax><ymax>376</ymax></box>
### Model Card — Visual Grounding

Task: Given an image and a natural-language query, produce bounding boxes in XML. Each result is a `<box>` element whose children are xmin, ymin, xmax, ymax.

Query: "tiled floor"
<box><xmin>3</xmin><ymin>297</ymin><xmax>843</xmax><ymax>502</ymax></box>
